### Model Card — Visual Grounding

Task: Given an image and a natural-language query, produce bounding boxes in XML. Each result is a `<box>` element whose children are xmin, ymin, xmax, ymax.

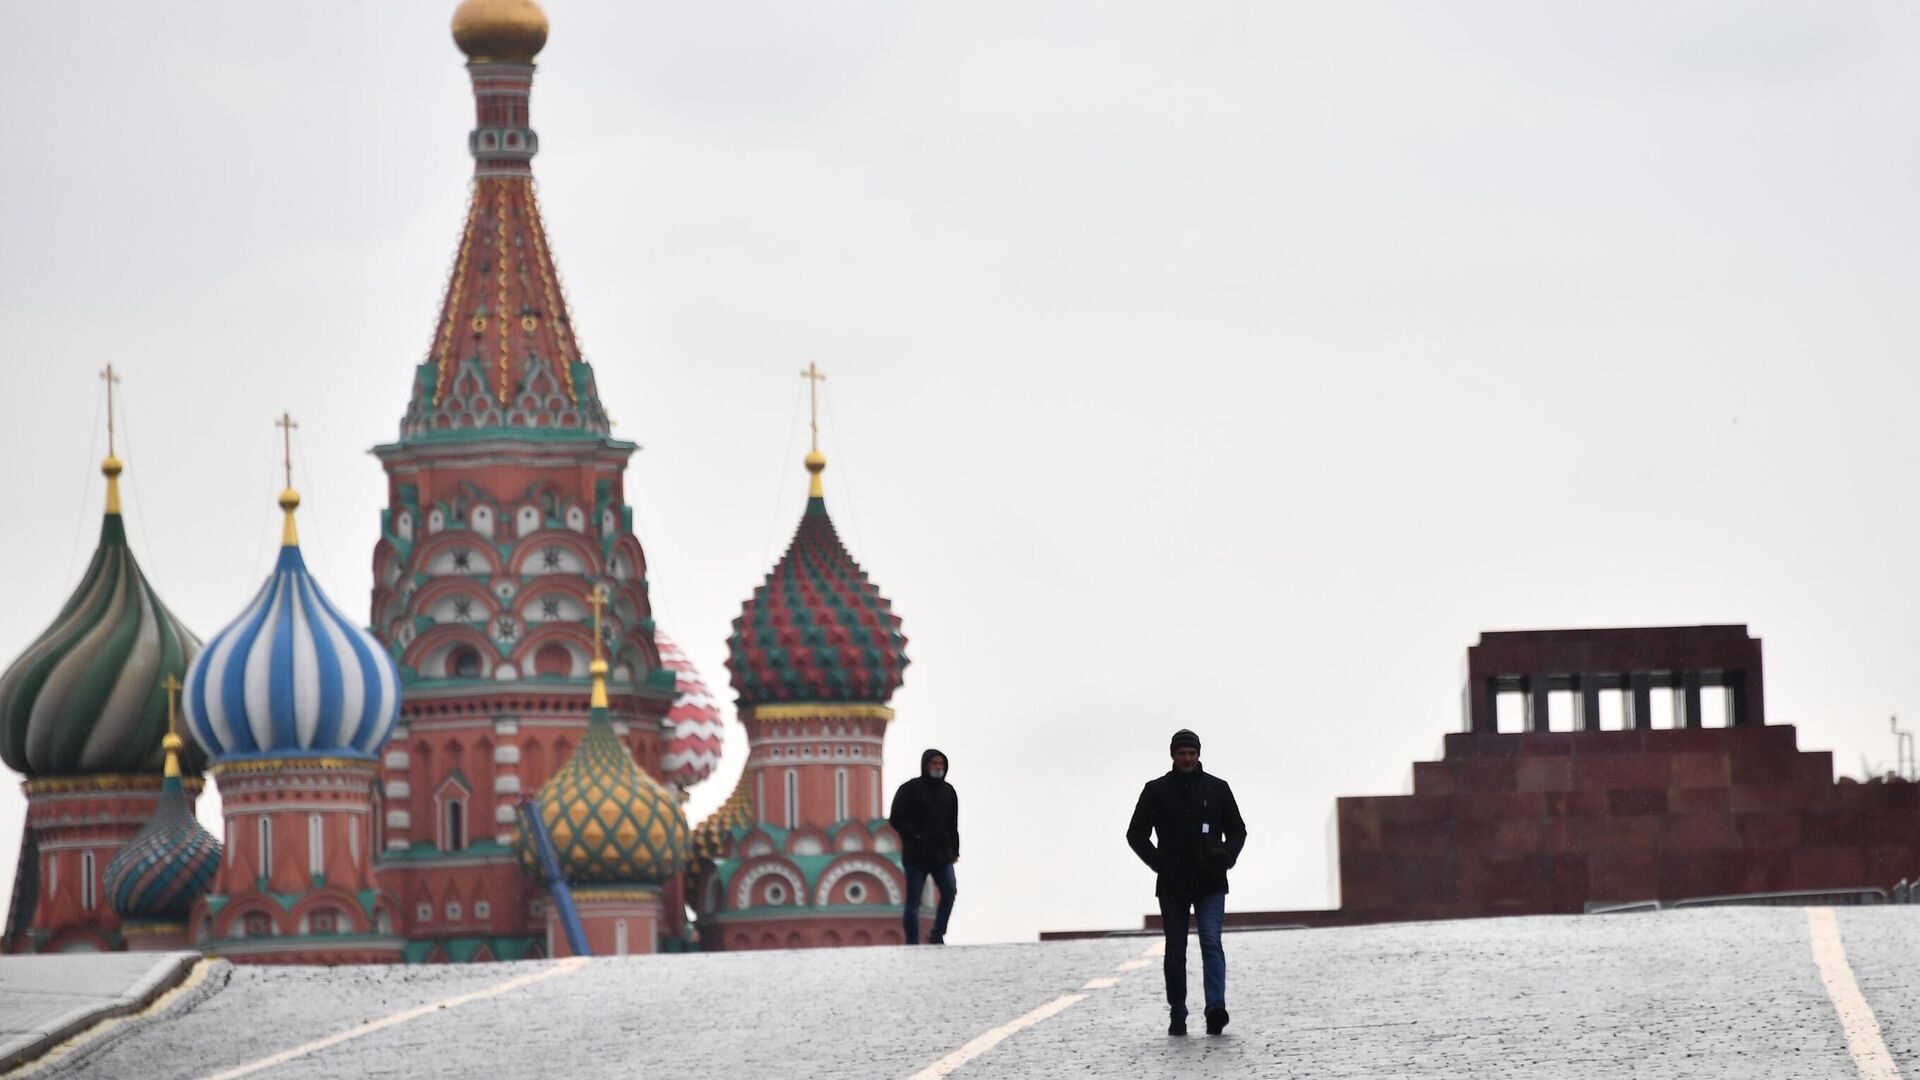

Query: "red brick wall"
<box><xmin>1335</xmin><ymin>726</ymin><xmax>1920</xmax><ymax>923</ymax></box>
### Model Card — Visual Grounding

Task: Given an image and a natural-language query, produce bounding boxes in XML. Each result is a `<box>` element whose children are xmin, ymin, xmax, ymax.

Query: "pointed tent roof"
<box><xmin>395</xmin><ymin>0</ymin><xmax>616</xmax><ymax>444</ymax></box>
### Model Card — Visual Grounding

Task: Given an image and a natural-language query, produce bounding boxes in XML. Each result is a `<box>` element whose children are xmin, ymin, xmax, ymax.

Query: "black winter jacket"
<box><xmin>1126</xmin><ymin>766</ymin><xmax>1248</xmax><ymax>900</ymax></box>
<box><xmin>889</xmin><ymin>748</ymin><xmax>960</xmax><ymax>866</ymax></box>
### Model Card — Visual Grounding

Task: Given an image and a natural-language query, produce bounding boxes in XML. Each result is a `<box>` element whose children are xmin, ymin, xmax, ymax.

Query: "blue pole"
<box><xmin>518</xmin><ymin>797</ymin><xmax>590</xmax><ymax>958</ymax></box>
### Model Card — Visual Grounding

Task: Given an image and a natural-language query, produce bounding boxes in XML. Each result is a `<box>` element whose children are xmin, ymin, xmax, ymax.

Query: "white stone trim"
<box><xmin>734</xmin><ymin>862</ymin><xmax>808</xmax><ymax>910</ymax></box>
<box><xmin>816</xmin><ymin>857</ymin><xmax>904</xmax><ymax>906</ymax></box>
<box><xmin>223</xmin><ymin>804</ymin><xmax>370</xmax><ymax>817</ymax></box>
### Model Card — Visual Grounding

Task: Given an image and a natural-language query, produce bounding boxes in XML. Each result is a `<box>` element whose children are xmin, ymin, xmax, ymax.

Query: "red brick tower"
<box><xmin>367</xmin><ymin>0</ymin><xmax>677</xmax><ymax>962</ymax></box>
<box><xmin>0</xmin><ymin>372</ymin><xmax>206</xmax><ymax>953</ymax></box>
<box><xmin>690</xmin><ymin>368</ymin><xmax>919</xmax><ymax>950</ymax></box>
<box><xmin>182</xmin><ymin>421</ymin><xmax>406</xmax><ymax>963</ymax></box>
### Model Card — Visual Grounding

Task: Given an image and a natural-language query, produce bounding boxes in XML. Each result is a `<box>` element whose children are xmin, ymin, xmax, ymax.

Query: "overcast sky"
<box><xmin>5</xmin><ymin>2</ymin><xmax>1920</xmax><ymax>945</ymax></box>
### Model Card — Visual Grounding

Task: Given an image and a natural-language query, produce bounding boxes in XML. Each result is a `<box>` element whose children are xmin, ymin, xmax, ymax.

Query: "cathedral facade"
<box><xmin>1</xmin><ymin>0</ymin><xmax>924</xmax><ymax>963</ymax></box>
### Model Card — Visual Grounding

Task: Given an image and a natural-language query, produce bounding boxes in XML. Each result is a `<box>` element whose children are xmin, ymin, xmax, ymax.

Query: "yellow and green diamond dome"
<box><xmin>518</xmin><ymin>661</ymin><xmax>688</xmax><ymax>885</ymax></box>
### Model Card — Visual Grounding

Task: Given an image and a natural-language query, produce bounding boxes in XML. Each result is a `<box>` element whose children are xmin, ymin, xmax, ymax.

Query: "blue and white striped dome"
<box><xmin>184</xmin><ymin>540</ymin><xmax>400</xmax><ymax>761</ymax></box>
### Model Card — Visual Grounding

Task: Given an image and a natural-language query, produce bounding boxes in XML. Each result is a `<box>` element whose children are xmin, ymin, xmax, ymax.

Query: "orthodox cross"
<box><xmin>800</xmin><ymin>362</ymin><xmax>827</xmax><ymax>453</ymax></box>
<box><xmin>99</xmin><ymin>364</ymin><xmax>120</xmax><ymax>457</ymax></box>
<box><xmin>161</xmin><ymin>673</ymin><xmax>183</xmax><ymax>777</ymax></box>
<box><xmin>587</xmin><ymin>585</ymin><xmax>607</xmax><ymax>662</ymax></box>
<box><xmin>162</xmin><ymin>674</ymin><xmax>181</xmax><ymax>738</ymax></box>
<box><xmin>275</xmin><ymin>412</ymin><xmax>298</xmax><ymax>490</ymax></box>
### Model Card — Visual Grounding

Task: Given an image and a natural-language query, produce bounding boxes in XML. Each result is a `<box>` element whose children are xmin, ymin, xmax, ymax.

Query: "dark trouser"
<box><xmin>902</xmin><ymin>859</ymin><xmax>957</xmax><ymax>944</ymax></box>
<box><xmin>1159</xmin><ymin>891</ymin><xmax>1226</xmax><ymax>1018</ymax></box>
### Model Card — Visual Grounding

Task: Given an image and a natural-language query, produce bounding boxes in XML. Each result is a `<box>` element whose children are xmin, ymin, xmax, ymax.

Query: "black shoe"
<box><xmin>1204</xmin><ymin>1007</ymin><xmax>1229</xmax><ymax>1035</ymax></box>
<box><xmin>929</xmin><ymin>935</ymin><xmax>945</xmax><ymax>945</ymax></box>
<box><xmin>1168</xmin><ymin>1015</ymin><xmax>1187</xmax><ymax>1037</ymax></box>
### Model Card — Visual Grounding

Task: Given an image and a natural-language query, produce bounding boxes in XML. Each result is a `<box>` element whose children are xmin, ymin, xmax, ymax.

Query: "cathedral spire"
<box><xmin>397</xmin><ymin>0</ymin><xmax>613</xmax><ymax>441</ymax></box>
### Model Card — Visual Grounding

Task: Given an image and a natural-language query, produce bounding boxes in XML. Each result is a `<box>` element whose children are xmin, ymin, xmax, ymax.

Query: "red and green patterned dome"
<box><xmin>726</xmin><ymin>456</ymin><xmax>908</xmax><ymax>707</ymax></box>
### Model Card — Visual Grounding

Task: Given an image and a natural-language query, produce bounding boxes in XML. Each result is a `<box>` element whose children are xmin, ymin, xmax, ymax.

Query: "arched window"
<box><xmin>308</xmin><ymin>813</ymin><xmax>325</xmax><ymax>877</ymax></box>
<box><xmin>243</xmin><ymin>911</ymin><xmax>273</xmax><ymax>938</ymax></box>
<box><xmin>451</xmin><ymin>647</ymin><xmax>482</xmax><ymax>679</ymax></box>
<box><xmin>534</xmin><ymin>642</ymin><xmax>571</xmax><ymax>676</ymax></box>
<box><xmin>259</xmin><ymin>819</ymin><xmax>273</xmax><ymax>883</ymax></box>
<box><xmin>614</xmin><ymin>918</ymin><xmax>629</xmax><ymax>957</ymax></box>
<box><xmin>80</xmin><ymin>851</ymin><xmax>95</xmax><ymax>910</ymax></box>
<box><xmin>785</xmin><ymin>769</ymin><xmax>799</xmax><ymax>830</ymax></box>
<box><xmin>445</xmin><ymin>800</ymin><xmax>466</xmax><ymax>852</ymax></box>
<box><xmin>835</xmin><ymin>768</ymin><xmax>849</xmax><ymax>822</ymax></box>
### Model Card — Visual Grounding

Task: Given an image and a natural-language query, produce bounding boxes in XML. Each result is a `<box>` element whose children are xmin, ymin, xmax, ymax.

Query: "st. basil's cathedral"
<box><xmin>0</xmin><ymin>0</ymin><xmax>920</xmax><ymax>963</ymax></box>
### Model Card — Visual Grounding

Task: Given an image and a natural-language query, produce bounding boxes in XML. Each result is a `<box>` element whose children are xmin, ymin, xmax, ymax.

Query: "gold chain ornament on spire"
<box><xmin>587</xmin><ymin>584</ymin><xmax>609</xmax><ymax>708</ymax></box>
<box><xmin>276</xmin><ymin>412</ymin><xmax>301</xmax><ymax>545</ymax></box>
<box><xmin>800</xmin><ymin>362</ymin><xmax>827</xmax><ymax>498</ymax></box>
<box><xmin>100</xmin><ymin>365</ymin><xmax>123</xmax><ymax>514</ymax></box>
<box><xmin>161</xmin><ymin>674</ymin><xmax>184</xmax><ymax>780</ymax></box>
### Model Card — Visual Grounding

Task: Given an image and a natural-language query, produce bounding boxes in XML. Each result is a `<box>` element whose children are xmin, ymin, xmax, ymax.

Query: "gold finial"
<box><xmin>800</xmin><ymin>363</ymin><xmax>828</xmax><ymax>498</ymax></box>
<box><xmin>100</xmin><ymin>365</ymin><xmax>124</xmax><ymax>515</ymax></box>
<box><xmin>275</xmin><ymin>412</ymin><xmax>300</xmax><ymax>545</ymax></box>
<box><xmin>161</xmin><ymin>674</ymin><xmax>184</xmax><ymax>780</ymax></box>
<box><xmin>451</xmin><ymin>0</ymin><xmax>549</xmax><ymax>64</ymax></box>
<box><xmin>587</xmin><ymin>584</ymin><xmax>609</xmax><ymax>708</ymax></box>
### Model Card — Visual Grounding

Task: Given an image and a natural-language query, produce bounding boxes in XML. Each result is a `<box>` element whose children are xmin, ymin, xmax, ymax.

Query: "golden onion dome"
<box><xmin>518</xmin><ymin>707</ymin><xmax>690</xmax><ymax>886</ymax></box>
<box><xmin>451</xmin><ymin>0</ymin><xmax>549</xmax><ymax>64</ymax></box>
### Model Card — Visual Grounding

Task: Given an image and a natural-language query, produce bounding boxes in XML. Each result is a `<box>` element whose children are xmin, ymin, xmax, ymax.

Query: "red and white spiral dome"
<box><xmin>656</xmin><ymin>629</ymin><xmax>724</xmax><ymax>791</ymax></box>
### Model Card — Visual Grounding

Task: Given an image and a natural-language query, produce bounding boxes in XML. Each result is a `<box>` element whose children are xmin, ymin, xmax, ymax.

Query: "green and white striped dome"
<box><xmin>0</xmin><ymin>457</ymin><xmax>203</xmax><ymax>778</ymax></box>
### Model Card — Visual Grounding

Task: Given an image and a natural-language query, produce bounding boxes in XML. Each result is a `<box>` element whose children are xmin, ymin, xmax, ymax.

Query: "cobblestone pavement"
<box><xmin>0</xmin><ymin>952</ymin><xmax>197</xmax><ymax>1071</ymax></box>
<box><xmin>19</xmin><ymin>908</ymin><xmax>1919</xmax><ymax>1079</ymax></box>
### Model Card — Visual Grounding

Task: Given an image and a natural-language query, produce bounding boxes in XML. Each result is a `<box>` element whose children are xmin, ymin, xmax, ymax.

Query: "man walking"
<box><xmin>889</xmin><ymin>748</ymin><xmax>959</xmax><ymax>945</ymax></box>
<box><xmin>1127</xmin><ymin>729</ymin><xmax>1247</xmax><ymax>1036</ymax></box>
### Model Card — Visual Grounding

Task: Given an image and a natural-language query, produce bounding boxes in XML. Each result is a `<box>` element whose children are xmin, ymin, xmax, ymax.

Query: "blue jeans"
<box><xmin>1159</xmin><ymin>892</ymin><xmax>1225</xmax><ymax>1016</ymax></box>
<box><xmin>902</xmin><ymin>859</ymin><xmax>956</xmax><ymax>944</ymax></box>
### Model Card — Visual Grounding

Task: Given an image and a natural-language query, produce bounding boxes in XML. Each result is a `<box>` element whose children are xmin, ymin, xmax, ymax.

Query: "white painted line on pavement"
<box><xmin>905</xmin><ymin>993</ymin><xmax>1089</xmax><ymax>1079</ymax></box>
<box><xmin>199</xmin><ymin>957</ymin><xmax>588</xmax><ymax>1080</ymax></box>
<box><xmin>1807</xmin><ymin>907</ymin><xmax>1903</xmax><ymax>1080</ymax></box>
<box><xmin>1116</xmin><ymin>958</ymin><xmax>1153</xmax><ymax>971</ymax></box>
<box><xmin>1145</xmin><ymin>939</ymin><xmax>1166</xmax><ymax>957</ymax></box>
<box><xmin>1082</xmin><ymin>977</ymin><xmax>1121</xmax><ymax>990</ymax></box>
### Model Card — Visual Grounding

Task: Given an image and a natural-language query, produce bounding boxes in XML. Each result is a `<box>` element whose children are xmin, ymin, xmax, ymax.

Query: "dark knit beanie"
<box><xmin>1170</xmin><ymin>729</ymin><xmax>1202</xmax><ymax>754</ymax></box>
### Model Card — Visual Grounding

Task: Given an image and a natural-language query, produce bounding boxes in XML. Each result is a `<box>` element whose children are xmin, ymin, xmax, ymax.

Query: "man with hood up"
<box><xmin>889</xmin><ymin>748</ymin><xmax>959</xmax><ymax>945</ymax></box>
<box><xmin>1128</xmin><ymin>728</ymin><xmax>1247</xmax><ymax>1036</ymax></box>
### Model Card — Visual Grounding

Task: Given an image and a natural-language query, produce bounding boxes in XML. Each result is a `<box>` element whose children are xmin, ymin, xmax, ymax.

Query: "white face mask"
<box><xmin>928</xmin><ymin>768</ymin><xmax>945</xmax><ymax>780</ymax></box>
